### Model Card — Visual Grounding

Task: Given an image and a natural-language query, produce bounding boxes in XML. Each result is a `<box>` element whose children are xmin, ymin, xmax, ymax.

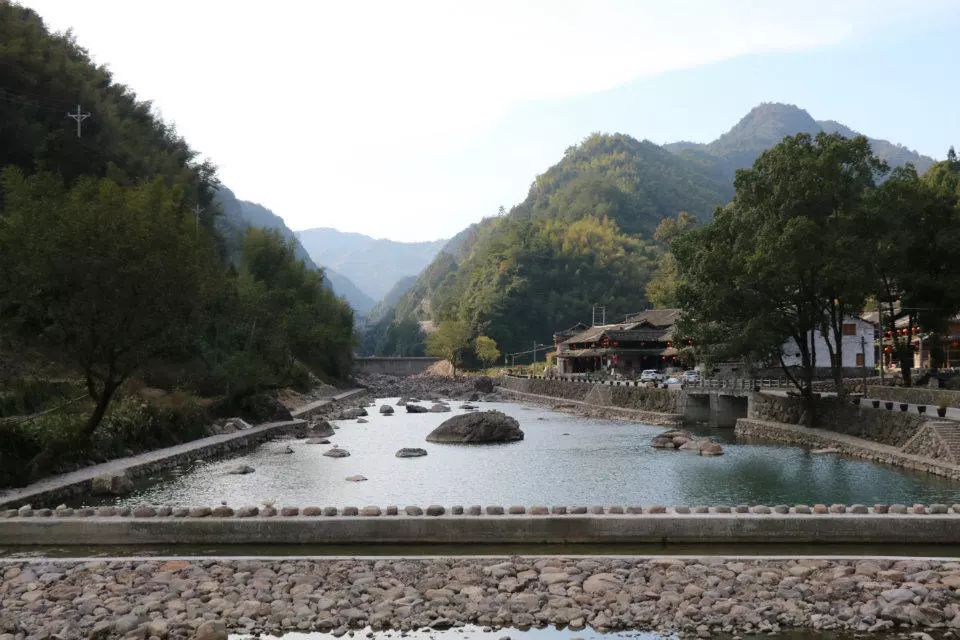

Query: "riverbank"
<box><xmin>736</xmin><ymin>418</ymin><xmax>960</xmax><ymax>482</ymax></box>
<box><xmin>3</xmin><ymin>555</ymin><xmax>960</xmax><ymax>639</ymax></box>
<box><xmin>499</xmin><ymin>386</ymin><xmax>681</xmax><ymax>426</ymax></box>
<box><xmin>0</xmin><ymin>389</ymin><xmax>366</xmax><ymax>509</ymax></box>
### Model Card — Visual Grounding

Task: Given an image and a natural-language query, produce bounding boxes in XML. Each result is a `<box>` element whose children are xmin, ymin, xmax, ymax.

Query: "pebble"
<box><xmin>0</xmin><ymin>556</ymin><xmax>956</xmax><ymax>638</ymax></box>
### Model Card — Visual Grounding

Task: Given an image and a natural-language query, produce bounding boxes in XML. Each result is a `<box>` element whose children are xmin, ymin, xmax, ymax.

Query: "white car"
<box><xmin>682</xmin><ymin>370</ymin><xmax>701</xmax><ymax>384</ymax></box>
<box><xmin>639</xmin><ymin>369</ymin><xmax>662</xmax><ymax>383</ymax></box>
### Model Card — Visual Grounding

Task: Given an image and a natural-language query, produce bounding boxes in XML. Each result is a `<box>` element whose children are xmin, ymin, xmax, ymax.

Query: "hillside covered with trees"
<box><xmin>368</xmin><ymin>104</ymin><xmax>941</xmax><ymax>359</ymax></box>
<box><xmin>0</xmin><ymin>3</ymin><xmax>354</xmax><ymax>485</ymax></box>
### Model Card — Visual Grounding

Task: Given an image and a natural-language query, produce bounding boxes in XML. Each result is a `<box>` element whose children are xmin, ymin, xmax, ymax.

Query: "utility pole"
<box><xmin>860</xmin><ymin>334</ymin><xmax>867</xmax><ymax>396</ymax></box>
<box><xmin>66</xmin><ymin>104</ymin><xmax>91</xmax><ymax>138</ymax></box>
<box><xmin>193</xmin><ymin>204</ymin><xmax>204</xmax><ymax>236</ymax></box>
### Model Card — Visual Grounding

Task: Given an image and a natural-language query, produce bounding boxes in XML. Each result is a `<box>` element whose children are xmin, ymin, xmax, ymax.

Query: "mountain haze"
<box><xmin>214</xmin><ymin>189</ymin><xmax>374</xmax><ymax>313</ymax></box>
<box><xmin>296</xmin><ymin>228</ymin><xmax>447</xmax><ymax>302</ymax></box>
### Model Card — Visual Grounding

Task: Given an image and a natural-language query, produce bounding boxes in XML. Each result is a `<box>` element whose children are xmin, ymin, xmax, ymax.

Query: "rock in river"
<box><xmin>227</xmin><ymin>464</ymin><xmax>255</xmax><ymax>474</ymax></box>
<box><xmin>90</xmin><ymin>472</ymin><xmax>134</xmax><ymax>495</ymax></box>
<box><xmin>338</xmin><ymin>407</ymin><xmax>368</xmax><ymax>420</ymax></box>
<box><xmin>346</xmin><ymin>475</ymin><xmax>367</xmax><ymax>482</ymax></box>
<box><xmin>406</xmin><ymin>404</ymin><xmax>429</xmax><ymax>413</ymax></box>
<box><xmin>379</xmin><ymin>405</ymin><xmax>394</xmax><ymax>414</ymax></box>
<box><xmin>474</xmin><ymin>375</ymin><xmax>495</xmax><ymax>394</ymax></box>
<box><xmin>306</xmin><ymin>420</ymin><xmax>335</xmax><ymax>437</ymax></box>
<box><xmin>323</xmin><ymin>447</ymin><xmax>351</xmax><ymax>458</ymax></box>
<box><xmin>426</xmin><ymin>410</ymin><xmax>524</xmax><ymax>444</ymax></box>
<box><xmin>396</xmin><ymin>447</ymin><xmax>428</xmax><ymax>458</ymax></box>
<box><xmin>305</xmin><ymin>438</ymin><xmax>331</xmax><ymax>444</ymax></box>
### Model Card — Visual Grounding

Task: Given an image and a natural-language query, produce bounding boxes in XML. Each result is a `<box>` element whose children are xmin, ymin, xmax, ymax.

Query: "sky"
<box><xmin>23</xmin><ymin>0</ymin><xmax>960</xmax><ymax>242</ymax></box>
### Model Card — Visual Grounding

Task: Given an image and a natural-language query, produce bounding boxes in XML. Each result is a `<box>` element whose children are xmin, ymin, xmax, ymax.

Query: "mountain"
<box><xmin>323</xmin><ymin>268</ymin><xmax>376</xmax><ymax>315</ymax></box>
<box><xmin>296</xmin><ymin>228</ymin><xmax>447</xmax><ymax>302</ymax></box>
<box><xmin>665</xmin><ymin>103</ymin><xmax>935</xmax><ymax>180</ymax></box>
<box><xmin>369</xmin><ymin>103</ymin><xmax>940</xmax><ymax>356</ymax></box>
<box><xmin>214</xmin><ymin>189</ymin><xmax>374</xmax><ymax>313</ymax></box>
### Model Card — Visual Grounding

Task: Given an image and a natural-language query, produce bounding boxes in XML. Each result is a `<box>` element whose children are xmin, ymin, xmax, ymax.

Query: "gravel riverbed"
<box><xmin>3</xmin><ymin>556</ymin><xmax>960</xmax><ymax>639</ymax></box>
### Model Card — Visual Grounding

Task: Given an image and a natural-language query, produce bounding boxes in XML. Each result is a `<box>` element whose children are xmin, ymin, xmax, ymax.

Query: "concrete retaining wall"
<box><xmin>354</xmin><ymin>357</ymin><xmax>440</xmax><ymax>376</ymax></box>
<box><xmin>5</xmin><ymin>508</ymin><xmax>960</xmax><ymax>544</ymax></box>
<box><xmin>867</xmin><ymin>385</ymin><xmax>960</xmax><ymax>410</ymax></box>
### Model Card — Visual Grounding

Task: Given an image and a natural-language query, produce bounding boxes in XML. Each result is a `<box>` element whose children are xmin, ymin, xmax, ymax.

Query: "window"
<box><xmin>842</xmin><ymin>323</ymin><xmax>857</xmax><ymax>336</ymax></box>
<box><xmin>856</xmin><ymin>353</ymin><xmax>865</xmax><ymax>367</ymax></box>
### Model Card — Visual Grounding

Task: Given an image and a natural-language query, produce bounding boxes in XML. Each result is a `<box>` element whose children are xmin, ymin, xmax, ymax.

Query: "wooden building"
<box><xmin>555</xmin><ymin>309</ymin><xmax>681</xmax><ymax>375</ymax></box>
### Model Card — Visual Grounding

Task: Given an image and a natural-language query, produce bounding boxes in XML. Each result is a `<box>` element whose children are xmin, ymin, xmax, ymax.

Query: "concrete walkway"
<box><xmin>0</xmin><ymin>388</ymin><xmax>364</xmax><ymax>508</ymax></box>
<box><xmin>498</xmin><ymin>386</ymin><xmax>681</xmax><ymax>426</ymax></box>
<box><xmin>859</xmin><ymin>396</ymin><xmax>960</xmax><ymax>421</ymax></box>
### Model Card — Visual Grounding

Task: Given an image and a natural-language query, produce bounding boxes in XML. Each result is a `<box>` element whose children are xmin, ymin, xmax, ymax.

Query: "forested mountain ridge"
<box><xmin>215</xmin><ymin>189</ymin><xmax>375</xmax><ymax>313</ymax></box>
<box><xmin>363</xmin><ymin>132</ymin><xmax>721</xmax><ymax>355</ymax></box>
<box><xmin>665</xmin><ymin>103</ymin><xmax>935</xmax><ymax>180</ymax></box>
<box><xmin>368</xmin><ymin>105</ymin><xmax>941</xmax><ymax>357</ymax></box>
<box><xmin>296</xmin><ymin>227</ymin><xmax>447</xmax><ymax>302</ymax></box>
<box><xmin>0</xmin><ymin>2</ymin><xmax>354</xmax><ymax>483</ymax></box>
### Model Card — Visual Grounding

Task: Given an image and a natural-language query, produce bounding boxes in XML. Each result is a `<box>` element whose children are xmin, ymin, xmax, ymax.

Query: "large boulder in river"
<box><xmin>379</xmin><ymin>405</ymin><xmax>394</xmax><ymax>415</ymax></box>
<box><xmin>338</xmin><ymin>407</ymin><xmax>367</xmax><ymax>420</ymax></box>
<box><xmin>429</xmin><ymin>403</ymin><xmax>451</xmax><ymax>413</ymax></box>
<box><xmin>306</xmin><ymin>420</ymin><xmax>335</xmax><ymax>437</ymax></box>
<box><xmin>426</xmin><ymin>411</ymin><xmax>524</xmax><ymax>444</ymax></box>
<box><xmin>91</xmin><ymin>472</ymin><xmax>134</xmax><ymax>495</ymax></box>
<box><xmin>406</xmin><ymin>404</ymin><xmax>428</xmax><ymax>414</ymax></box>
<box><xmin>474</xmin><ymin>376</ymin><xmax>495</xmax><ymax>394</ymax></box>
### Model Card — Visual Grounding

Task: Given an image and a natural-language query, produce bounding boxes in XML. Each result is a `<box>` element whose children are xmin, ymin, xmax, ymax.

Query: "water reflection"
<box><xmin>88</xmin><ymin>398</ymin><xmax>960</xmax><ymax>508</ymax></box>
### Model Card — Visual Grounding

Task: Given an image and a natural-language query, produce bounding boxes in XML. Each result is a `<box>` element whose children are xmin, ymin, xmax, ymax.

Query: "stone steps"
<box><xmin>928</xmin><ymin>422</ymin><xmax>960</xmax><ymax>464</ymax></box>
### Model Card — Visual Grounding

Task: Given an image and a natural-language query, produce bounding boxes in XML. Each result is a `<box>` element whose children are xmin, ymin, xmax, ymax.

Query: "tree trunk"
<box><xmin>79</xmin><ymin>378</ymin><xmax>118</xmax><ymax>441</ymax></box>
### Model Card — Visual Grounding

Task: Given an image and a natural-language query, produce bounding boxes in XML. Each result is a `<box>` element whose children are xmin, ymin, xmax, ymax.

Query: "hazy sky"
<box><xmin>24</xmin><ymin>1</ymin><xmax>960</xmax><ymax>242</ymax></box>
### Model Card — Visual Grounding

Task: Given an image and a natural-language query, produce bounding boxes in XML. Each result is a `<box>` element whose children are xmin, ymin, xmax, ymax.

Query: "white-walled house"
<box><xmin>780</xmin><ymin>317</ymin><xmax>875</xmax><ymax>369</ymax></box>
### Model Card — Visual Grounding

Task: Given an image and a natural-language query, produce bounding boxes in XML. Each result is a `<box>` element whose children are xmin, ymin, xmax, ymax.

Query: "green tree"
<box><xmin>646</xmin><ymin>212</ymin><xmax>698</xmax><ymax>308</ymax></box>
<box><xmin>870</xmin><ymin>162</ymin><xmax>960</xmax><ymax>381</ymax></box>
<box><xmin>426</xmin><ymin>321</ymin><xmax>472</xmax><ymax>376</ymax></box>
<box><xmin>675</xmin><ymin>133</ymin><xmax>885</xmax><ymax>416</ymax></box>
<box><xmin>0</xmin><ymin>170</ymin><xmax>211</xmax><ymax>445</ymax></box>
<box><xmin>474</xmin><ymin>335</ymin><xmax>501</xmax><ymax>367</ymax></box>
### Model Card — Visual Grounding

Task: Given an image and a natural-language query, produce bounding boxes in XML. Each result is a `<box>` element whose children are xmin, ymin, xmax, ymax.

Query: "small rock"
<box><xmin>346</xmin><ymin>475</ymin><xmax>368</xmax><ymax>482</ymax></box>
<box><xmin>324</xmin><ymin>447</ymin><xmax>351</xmax><ymax>458</ymax></box>
<box><xmin>227</xmin><ymin>464</ymin><xmax>255</xmax><ymax>475</ymax></box>
<box><xmin>396</xmin><ymin>447</ymin><xmax>428</xmax><ymax>458</ymax></box>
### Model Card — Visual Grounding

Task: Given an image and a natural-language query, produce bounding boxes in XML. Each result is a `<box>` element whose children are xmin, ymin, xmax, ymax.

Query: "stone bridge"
<box><xmin>353</xmin><ymin>357</ymin><xmax>440</xmax><ymax>376</ymax></box>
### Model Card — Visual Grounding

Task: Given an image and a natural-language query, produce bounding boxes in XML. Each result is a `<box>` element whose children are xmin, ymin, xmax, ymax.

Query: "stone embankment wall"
<box><xmin>6</xmin><ymin>556</ymin><xmax>960</xmax><ymax>639</ymax></box>
<box><xmin>6</xmin><ymin>503</ymin><xmax>960</xmax><ymax>545</ymax></box>
<box><xmin>867</xmin><ymin>385</ymin><xmax>960</xmax><ymax>409</ymax></box>
<box><xmin>501</xmin><ymin>377</ymin><xmax>681</xmax><ymax>413</ymax></box>
<box><xmin>747</xmin><ymin>392</ymin><xmax>924</xmax><ymax>447</ymax></box>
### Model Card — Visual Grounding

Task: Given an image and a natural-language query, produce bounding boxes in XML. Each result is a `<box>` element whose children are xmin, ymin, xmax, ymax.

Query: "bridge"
<box><xmin>353</xmin><ymin>356</ymin><xmax>440</xmax><ymax>376</ymax></box>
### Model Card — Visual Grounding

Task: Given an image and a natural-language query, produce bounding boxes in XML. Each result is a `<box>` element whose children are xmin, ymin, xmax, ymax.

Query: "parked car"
<box><xmin>682</xmin><ymin>370</ymin><xmax>701</xmax><ymax>384</ymax></box>
<box><xmin>639</xmin><ymin>369</ymin><xmax>663</xmax><ymax>383</ymax></box>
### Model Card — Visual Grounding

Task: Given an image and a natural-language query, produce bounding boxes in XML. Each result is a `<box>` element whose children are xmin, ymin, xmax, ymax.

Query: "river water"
<box><xmin>89</xmin><ymin>398</ymin><xmax>960</xmax><ymax>508</ymax></box>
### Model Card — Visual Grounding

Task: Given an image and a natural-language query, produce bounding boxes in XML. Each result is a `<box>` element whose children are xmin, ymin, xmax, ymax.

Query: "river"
<box><xmin>83</xmin><ymin>398</ymin><xmax>960</xmax><ymax>508</ymax></box>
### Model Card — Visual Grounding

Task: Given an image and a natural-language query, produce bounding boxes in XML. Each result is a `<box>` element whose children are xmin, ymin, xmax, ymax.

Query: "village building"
<box><xmin>780</xmin><ymin>316</ymin><xmax>876</xmax><ymax>370</ymax></box>
<box><xmin>554</xmin><ymin>309</ymin><xmax>681</xmax><ymax>376</ymax></box>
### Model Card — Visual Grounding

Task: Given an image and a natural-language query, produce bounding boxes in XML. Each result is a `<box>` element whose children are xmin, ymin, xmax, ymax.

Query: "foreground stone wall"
<box><xmin>867</xmin><ymin>385</ymin><xmax>960</xmax><ymax>409</ymax></box>
<box><xmin>748</xmin><ymin>392</ymin><xmax>923</xmax><ymax>447</ymax></box>
<box><xmin>6</xmin><ymin>506</ymin><xmax>960</xmax><ymax>545</ymax></box>
<box><xmin>4</xmin><ymin>555</ymin><xmax>960</xmax><ymax>639</ymax></box>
